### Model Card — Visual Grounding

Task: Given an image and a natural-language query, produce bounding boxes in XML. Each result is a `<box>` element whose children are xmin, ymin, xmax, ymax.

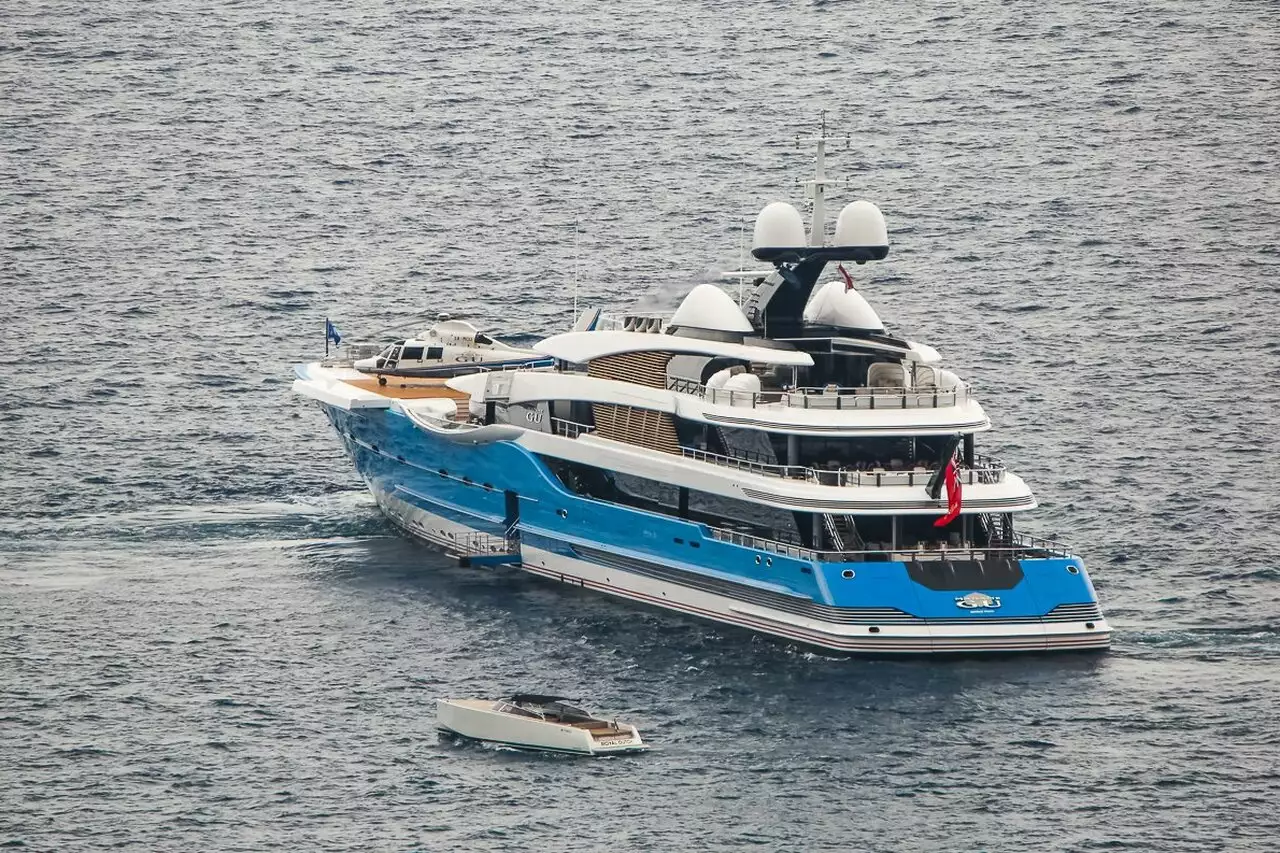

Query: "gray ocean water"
<box><xmin>3</xmin><ymin>1</ymin><xmax>1279</xmax><ymax>850</ymax></box>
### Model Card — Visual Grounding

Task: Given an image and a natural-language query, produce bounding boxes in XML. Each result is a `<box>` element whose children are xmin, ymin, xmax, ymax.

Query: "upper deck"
<box><xmin>667</xmin><ymin>376</ymin><xmax>972</xmax><ymax>411</ymax></box>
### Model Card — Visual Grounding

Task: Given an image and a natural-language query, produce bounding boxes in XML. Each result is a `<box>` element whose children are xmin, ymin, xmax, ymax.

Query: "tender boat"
<box><xmin>353</xmin><ymin>317</ymin><xmax>553</xmax><ymax>381</ymax></box>
<box><xmin>436</xmin><ymin>694</ymin><xmax>649</xmax><ymax>755</ymax></box>
<box><xmin>293</xmin><ymin>121</ymin><xmax>1110</xmax><ymax>655</ymax></box>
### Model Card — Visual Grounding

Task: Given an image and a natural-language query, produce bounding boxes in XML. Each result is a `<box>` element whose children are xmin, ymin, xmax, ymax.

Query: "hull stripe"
<box><xmin>519</xmin><ymin>561</ymin><xmax>1109</xmax><ymax>654</ymax></box>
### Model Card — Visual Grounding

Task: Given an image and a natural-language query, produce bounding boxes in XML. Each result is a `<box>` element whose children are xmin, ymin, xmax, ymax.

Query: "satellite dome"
<box><xmin>751</xmin><ymin>202</ymin><xmax>806</xmax><ymax>253</ymax></box>
<box><xmin>670</xmin><ymin>284</ymin><xmax>753</xmax><ymax>334</ymax></box>
<box><xmin>803</xmin><ymin>279</ymin><xmax>884</xmax><ymax>332</ymax></box>
<box><xmin>834</xmin><ymin>201</ymin><xmax>889</xmax><ymax>252</ymax></box>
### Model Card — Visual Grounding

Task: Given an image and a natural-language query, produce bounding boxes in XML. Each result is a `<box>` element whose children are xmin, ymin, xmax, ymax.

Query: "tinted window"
<box><xmin>400</xmin><ymin>346</ymin><xmax>424</xmax><ymax>360</ymax></box>
<box><xmin>539</xmin><ymin>457</ymin><xmax>799</xmax><ymax>542</ymax></box>
<box><xmin>426</xmin><ymin>346</ymin><xmax>444</xmax><ymax>359</ymax></box>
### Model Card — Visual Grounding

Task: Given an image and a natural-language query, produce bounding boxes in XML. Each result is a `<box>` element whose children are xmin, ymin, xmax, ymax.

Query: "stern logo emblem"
<box><xmin>955</xmin><ymin>592</ymin><xmax>1001</xmax><ymax>610</ymax></box>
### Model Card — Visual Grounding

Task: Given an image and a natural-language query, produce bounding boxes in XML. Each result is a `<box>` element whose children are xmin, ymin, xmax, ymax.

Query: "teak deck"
<box><xmin>342</xmin><ymin>377</ymin><xmax>471</xmax><ymax>402</ymax></box>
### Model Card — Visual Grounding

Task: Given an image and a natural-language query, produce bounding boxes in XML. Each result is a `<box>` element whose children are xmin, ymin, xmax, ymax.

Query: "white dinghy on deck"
<box><xmin>436</xmin><ymin>694</ymin><xmax>649</xmax><ymax>756</ymax></box>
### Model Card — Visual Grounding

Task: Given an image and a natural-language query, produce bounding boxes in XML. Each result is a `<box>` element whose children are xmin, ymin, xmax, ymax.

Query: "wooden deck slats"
<box><xmin>587</xmin><ymin>351</ymin><xmax>671</xmax><ymax>389</ymax></box>
<box><xmin>341</xmin><ymin>377</ymin><xmax>469</xmax><ymax>417</ymax></box>
<box><xmin>592</xmin><ymin>403</ymin><xmax>680</xmax><ymax>455</ymax></box>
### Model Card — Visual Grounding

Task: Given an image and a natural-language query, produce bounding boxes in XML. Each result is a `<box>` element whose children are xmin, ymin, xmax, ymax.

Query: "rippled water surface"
<box><xmin>3</xmin><ymin>1</ymin><xmax>1279</xmax><ymax>850</ymax></box>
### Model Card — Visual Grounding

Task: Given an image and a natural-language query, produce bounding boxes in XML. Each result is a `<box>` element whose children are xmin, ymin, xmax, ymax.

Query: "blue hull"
<box><xmin>317</xmin><ymin>401</ymin><xmax>1110</xmax><ymax>654</ymax></box>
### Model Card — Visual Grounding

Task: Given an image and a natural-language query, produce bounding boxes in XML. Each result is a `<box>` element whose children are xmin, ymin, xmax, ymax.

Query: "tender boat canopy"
<box><xmin>510</xmin><ymin>693</ymin><xmax>574</xmax><ymax>705</ymax></box>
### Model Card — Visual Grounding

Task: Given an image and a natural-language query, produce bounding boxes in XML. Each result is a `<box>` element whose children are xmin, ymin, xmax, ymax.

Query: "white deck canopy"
<box><xmin>534</xmin><ymin>330</ymin><xmax>814</xmax><ymax>367</ymax></box>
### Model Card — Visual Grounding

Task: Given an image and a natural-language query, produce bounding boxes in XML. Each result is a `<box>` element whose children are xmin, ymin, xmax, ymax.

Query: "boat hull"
<box><xmin>436</xmin><ymin>700</ymin><xmax>647</xmax><ymax>755</ymax></box>
<box><xmin>320</xmin><ymin>399</ymin><xmax>1112</xmax><ymax>656</ymax></box>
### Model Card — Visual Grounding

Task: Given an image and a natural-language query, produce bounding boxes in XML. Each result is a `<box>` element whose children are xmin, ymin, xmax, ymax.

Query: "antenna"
<box><xmin>550</xmin><ymin>220</ymin><xmax>582</xmax><ymax>328</ymax></box>
<box><xmin>795</xmin><ymin>110</ymin><xmax>851</xmax><ymax>247</ymax></box>
<box><xmin>573</xmin><ymin>219</ymin><xmax>580</xmax><ymax>324</ymax></box>
<box><xmin>738</xmin><ymin>223</ymin><xmax>745</xmax><ymax>305</ymax></box>
<box><xmin>719</xmin><ymin>216</ymin><xmax>773</xmax><ymax>304</ymax></box>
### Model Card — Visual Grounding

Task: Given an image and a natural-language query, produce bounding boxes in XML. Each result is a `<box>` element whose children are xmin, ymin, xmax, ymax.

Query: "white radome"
<box><xmin>752</xmin><ymin>201</ymin><xmax>807</xmax><ymax>251</ymax></box>
<box><xmin>669</xmin><ymin>283</ymin><xmax>754</xmax><ymax>333</ymax></box>
<box><xmin>834</xmin><ymin>200</ymin><xmax>889</xmax><ymax>248</ymax></box>
<box><xmin>803</xmin><ymin>279</ymin><xmax>885</xmax><ymax>332</ymax></box>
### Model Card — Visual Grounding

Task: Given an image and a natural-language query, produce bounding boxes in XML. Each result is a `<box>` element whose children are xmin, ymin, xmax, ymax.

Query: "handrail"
<box><xmin>814</xmin><ymin>455</ymin><xmax>1006</xmax><ymax>487</ymax></box>
<box><xmin>704</xmin><ymin>526</ymin><xmax>1074</xmax><ymax>563</ymax></box>
<box><xmin>679</xmin><ymin>447</ymin><xmax>1007</xmax><ymax>487</ymax></box>
<box><xmin>667</xmin><ymin>376</ymin><xmax>972</xmax><ymax>410</ymax></box>
<box><xmin>550</xmin><ymin>417</ymin><xmax>595</xmax><ymax>438</ymax></box>
<box><xmin>667</xmin><ymin>377</ymin><xmax>785</xmax><ymax>407</ymax></box>
<box><xmin>680</xmin><ymin>447</ymin><xmax>808</xmax><ymax>479</ymax></box>
<box><xmin>785</xmin><ymin>384</ymin><xmax>972</xmax><ymax>410</ymax></box>
<box><xmin>472</xmin><ymin>360</ymin><xmax>550</xmax><ymax>374</ymax></box>
<box><xmin>452</xmin><ymin>530</ymin><xmax>518</xmax><ymax>556</ymax></box>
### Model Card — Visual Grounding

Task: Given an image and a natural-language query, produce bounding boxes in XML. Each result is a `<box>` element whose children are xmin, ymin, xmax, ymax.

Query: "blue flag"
<box><xmin>325</xmin><ymin>319</ymin><xmax>342</xmax><ymax>347</ymax></box>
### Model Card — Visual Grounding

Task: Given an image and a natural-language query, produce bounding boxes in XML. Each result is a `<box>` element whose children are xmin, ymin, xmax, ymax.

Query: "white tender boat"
<box><xmin>436</xmin><ymin>694</ymin><xmax>649</xmax><ymax>755</ymax></box>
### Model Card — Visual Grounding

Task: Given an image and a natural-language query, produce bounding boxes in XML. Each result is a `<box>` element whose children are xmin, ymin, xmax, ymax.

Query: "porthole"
<box><xmin>841</xmin><ymin>569</ymin><xmax>855</xmax><ymax>579</ymax></box>
<box><xmin>1067</xmin><ymin>565</ymin><xmax>1080</xmax><ymax>575</ymax></box>
<box><xmin>754</xmin><ymin>556</ymin><xmax>762</xmax><ymax>565</ymax></box>
<box><xmin>1085</xmin><ymin>622</ymin><xmax>1096</xmax><ymax>630</ymax></box>
<box><xmin>765</xmin><ymin>558</ymin><xmax>773</xmax><ymax>567</ymax></box>
<box><xmin>556</xmin><ymin>509</ymin><xmax>568</xmax><ymax>519</ymax></box>
<box><xmin>438</xmin><ymin>469</ymin><xmax>448</xmax><ymax>477</ymax></box>
<box><xmin>868</xmin><ymin>626</ymin><xmax>880</xmax><ymax>634</ymax></box>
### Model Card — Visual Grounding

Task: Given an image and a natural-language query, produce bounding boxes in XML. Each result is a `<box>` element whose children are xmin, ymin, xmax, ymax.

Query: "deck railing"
<box><xmin>667</xmin><ymin>377</ymin><xmax>972</xmax><ymax>410</ymax></box>
<box><xmin>813</xmin><ymin>454</ymin><xmax>1007</xmax><ymax>487</ymax></box>
<box><xmin>704</xmin><ymin>526</ymin><xmax>1073</xmax><ymax>563</ymax></box>
<box><xmin>785</xmin><ymin>384</ymin><xmax>972</xmax><ymax>409</ymax></box>
<box><xmin>680</xmin><ymin>447</ymin><xmax>809</xmax><ymax>479</ymax></box>
<box><xmin>550</xmin><ymin>417</ymin><xmax>596</xmax><ymax>438</ymax></box>
<box><xmin>679</xmin><ymin>447</ymin><xmax>1006</xmax><ymax>487</ymax></box>
<box><xmin>452</xmin><ymin>530</ymin><xmax>519</xmax><ymax>557</ymax></box>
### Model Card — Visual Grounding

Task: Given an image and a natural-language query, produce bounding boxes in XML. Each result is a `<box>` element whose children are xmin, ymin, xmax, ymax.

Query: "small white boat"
<box><xmin>436</xmin><ymin>694</ymin><xmax>649</xmax><ymax>756</ymax></box>
<box><xmin>353</xmin><ymin>318</ymin><xmax>552</xmax><ymax>380</ymax></box>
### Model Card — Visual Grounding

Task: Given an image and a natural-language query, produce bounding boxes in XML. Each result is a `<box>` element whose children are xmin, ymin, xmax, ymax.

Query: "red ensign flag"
<box><xmin>838</xmin><ymin>263</ymin><xmax>854</xmax><ymax>292</ymax></box>
<box><xmin>933</xmin><ymin>459</ymin><xmax>962</xmax><ymax>528</ymax></box>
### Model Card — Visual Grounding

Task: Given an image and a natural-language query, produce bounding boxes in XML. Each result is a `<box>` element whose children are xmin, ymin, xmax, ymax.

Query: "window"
<box><xmin>537</xmin><ymin>457</ymin><xmax>800</xmax><ymax>542</ymax></box>
<box><xmin>426</xmin><ymin>346</ymin><xmax>444</xmax><ymax>360</ymax></box>
<box><xmin>400</xmin><ymin>346</ymin><xmax>424</xmax><ymax>361</ymax></box>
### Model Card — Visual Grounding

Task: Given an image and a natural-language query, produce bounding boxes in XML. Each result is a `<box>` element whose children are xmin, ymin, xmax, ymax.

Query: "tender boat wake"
<box><xmin>293</xmin><ymin>122</ymin><xmax>1110</xmax><ymax>655</ymax></box>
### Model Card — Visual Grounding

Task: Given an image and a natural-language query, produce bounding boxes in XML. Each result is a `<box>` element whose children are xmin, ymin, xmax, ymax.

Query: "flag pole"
<box><xmin>325</xmin><ymin>317</ymin><xmax>330</xmax><ymax>357</ymax></box>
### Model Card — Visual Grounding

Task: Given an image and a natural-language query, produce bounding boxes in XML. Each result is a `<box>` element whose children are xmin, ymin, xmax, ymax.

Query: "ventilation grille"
<box><xmin>588</xmin><ymin>351</ymin><xmax>671</xmax><ymax>389</ymax></box>
<box><xmin>592</xmin><ymin>404</ymin><xmax>680</xmax><ymax>454</ymax></box>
